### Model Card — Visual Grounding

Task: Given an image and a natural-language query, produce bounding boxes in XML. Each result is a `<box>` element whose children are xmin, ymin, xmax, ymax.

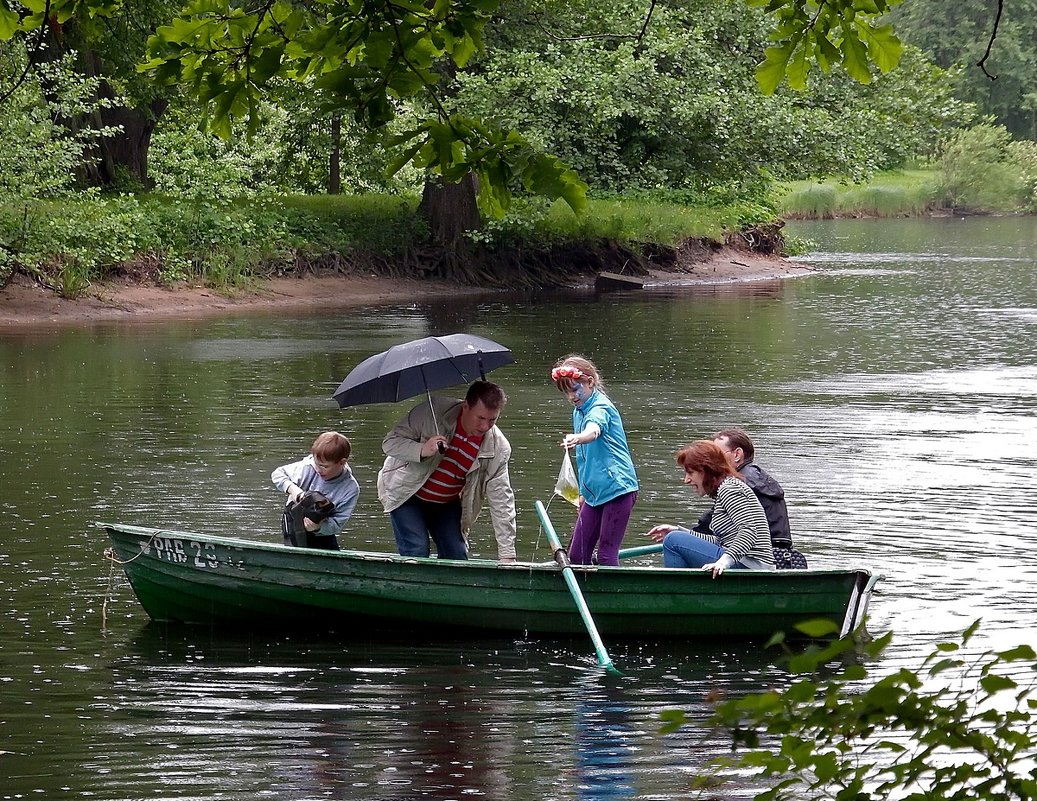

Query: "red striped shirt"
<box><xmin>415</xmin><ymin>421</ymin><xmax>484</xmax><ymax>503</ymax></box>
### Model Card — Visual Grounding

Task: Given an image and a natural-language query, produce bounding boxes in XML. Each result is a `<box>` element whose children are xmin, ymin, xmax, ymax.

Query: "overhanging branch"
<box><xmin>976</xmin><ymin>0</ymin><xmax>1004</xmax><ymax>80</ymax></box>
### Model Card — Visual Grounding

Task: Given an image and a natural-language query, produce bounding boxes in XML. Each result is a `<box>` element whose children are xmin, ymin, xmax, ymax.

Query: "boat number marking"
<box><xmin>149</xmin><ymin>537</ymin><xmax>219</xmax><ymax>569</ymax></box>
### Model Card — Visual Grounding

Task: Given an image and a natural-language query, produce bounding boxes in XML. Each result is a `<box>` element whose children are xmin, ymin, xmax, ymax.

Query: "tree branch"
<box><xmin>0</xmin><ymin>0</ymin><xmax>53</xmax><ymax>106</ymax></box>
<box><xmin>531</xmin><ymin>0</ymin><xmax>658</xmax><ymax>44</ymax></box>
<box><xmin>976</xmin><ymin>0</ymin><xmax>1003</xmax><ymax>80</ymax></box>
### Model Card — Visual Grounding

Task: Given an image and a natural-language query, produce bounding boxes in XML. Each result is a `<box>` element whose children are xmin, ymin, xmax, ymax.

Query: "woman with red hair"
<box><xmin>646</xmin><ymin>440</ymin><xmax>774</xmax><ymax>577</ymax></box>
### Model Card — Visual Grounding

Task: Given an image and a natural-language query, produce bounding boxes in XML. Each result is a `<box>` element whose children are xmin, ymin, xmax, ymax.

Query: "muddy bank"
<box><xmin>0</xmin><ymin>246</ymin><xmax>814</xmax><ymax>328</ymax></box>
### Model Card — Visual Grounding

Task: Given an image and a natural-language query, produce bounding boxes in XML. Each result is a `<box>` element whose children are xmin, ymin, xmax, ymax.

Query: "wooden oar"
<box><xmin>534</xmin><ymin>500</ymin><xmax>620</xmax><ymax>676</ymax></box>
<box><xmin>617</xmin><ymin>543</ymin><xmax>663</xmax><ymax>560</ymax></box>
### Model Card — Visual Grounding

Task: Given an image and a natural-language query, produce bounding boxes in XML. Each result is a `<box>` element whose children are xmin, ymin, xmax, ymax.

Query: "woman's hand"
<box><xmin>702</xmin><ymin>553</ymin><xmax>736</xmax><ymax>579</ymax></box>
<box><xmin>561</xmin><ymin>433</ymin><xmax>582</xmax><ymax>449</ymax></box>
<box><xmin>646</xmin><ymin>524</ymin><xmax>678</xmax><ymax>543</ymax></box>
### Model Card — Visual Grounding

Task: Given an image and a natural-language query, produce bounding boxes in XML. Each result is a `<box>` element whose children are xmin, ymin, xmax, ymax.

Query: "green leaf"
<box><xmin>385</xmin><ymin>140</ymin><xmax>425</xmax><ymax>177</ymax></box>
<box><xmin>658</xmin><ymin>708</ymin><xmax>687</xmax><ymax>735</ymax></box>
<box><xmin>476</xmin><ymin>161</ymin><xmax>511</xmax><ymax>219</ymax></box>
<box><xmin>249</xmin><ymin>44</ymin><xmax>286</xmax><ymax>85</ymax></box>
<box><xmin>793</xmin><ymin>618</ymin><xmax>840</xmax><ymax>639</ymax></box>
<box><xmin>449</xmin><ymin>32</ymin><xmax>478</xmax><ymax>67</ymax></box>
<box><xmin>859</xmin><ymin>22</ymin><xmax>903</xmax><ymax>74</ymax></box>
<box><xmin>756</xmin><ymin>43</ymin><xmax>795</xmax><ymax>95</ymax></box>
<box><xmin>386</xmin><ymin>68</ymin><xmax>428</xmax><ymax>98</ymax></box>
<box><xmin>814</xmin><ymin>34</ymin><xmax>840</xmax><ymax>73</ymax></box>
<box><xmin>962</xmin><ymin>618</ymin><xmax>983</xmax><ymax>644</ymax></box>
<box><xmin>763</xmin><ymin>630</ymin><xmax>787</xmax><ymax>649</ymax></box>
<box><xmin>841</xmin><ymin>664</ymin><xmax>867</xmax><ymax>681</ymax></box>
<box><xmin>998</xmin><ymin>644</ymin><xmax>1037</xmax><ymax>662</ymax></box>
<box><xmin>927</xmin><ymin>657</ymin><xmax>964</xmax><ymax>676</ymax></box>
<box><xmin>364</xmin><ymin>93</ymin><xmax>395</xmax><ymax>128</ymax></box>
<box><xmin>979</xmin><ymin>674</ymin><xmax>1018</xmax><ymax>695</ymax></box>
<box><xmin>785</xmin><ymin>40</ymin><xmax>809</xmax><ymax>90</ymax></box>
<box><xmin>784</xmin><ymin>679</ymin><xmax>819</xmax><ymax>702</ymax></box>
<box><xmin>0</xmin><ymin>5</ymin><xmax>19</xmax><ymax>39</ymax></box>
<box><xmin>838</xmin><ymin>22</ymin><xmax>872</xmax><ymax>84</ymax></box>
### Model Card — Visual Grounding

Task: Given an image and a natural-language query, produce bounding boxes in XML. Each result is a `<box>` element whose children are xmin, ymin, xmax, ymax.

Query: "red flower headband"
<box><xmin>551</xmin><ymin>365</ymin><xmax>585</xmax><ymax>382</ymax></box>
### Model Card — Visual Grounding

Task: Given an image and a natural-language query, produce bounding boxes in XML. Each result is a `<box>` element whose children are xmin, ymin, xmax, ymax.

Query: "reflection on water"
<box><xmin>2</xmin><ymin>217</ymin><xmax>1037</xmax><ymax>798</ymax></box>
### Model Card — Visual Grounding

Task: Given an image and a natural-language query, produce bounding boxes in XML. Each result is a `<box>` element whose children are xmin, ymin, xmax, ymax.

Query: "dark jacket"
<box><xmin>695</xmin><ymin>460</ymin><xmax>793</xmax><ymax>548</ymax></box>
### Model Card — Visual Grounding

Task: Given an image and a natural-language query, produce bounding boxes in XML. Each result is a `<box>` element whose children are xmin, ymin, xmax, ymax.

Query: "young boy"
<box><xmin>271</xmin><ymin>431</ymin><xmax>360</xmax><ymax>550</ymax></box>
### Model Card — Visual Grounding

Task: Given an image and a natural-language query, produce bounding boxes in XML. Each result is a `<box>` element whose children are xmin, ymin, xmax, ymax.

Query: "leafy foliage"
<box><xmin>0</xmin><ymin>39</ymin><xmax>120</xmax><ymax>200</ymax></box>
<box><xmin>147</xmin><ymin>101</ymin><xmax>288</xmax><ymax>198</ymax></box>
<box><xmin>131</xmin><ymin>0</ymin><xmax>920</xmax><ymax>216</ymax></box>
<box><xmin>456</xmin><ymin>0</ymin><xmax>968</xmax><ymax>196</ymax></box>
<box><xmin>700</xmin><ymin>621</ymin><xmax>1037</xmax><ymax>801</ymax></box>
<box><xmin>935</xmin><ymin>124</ymin><xmax>1037</xmax><ymax>212</ymax></box>
<box><xmin>1009</xmin><ymin>139</ymin><xmax>1037</xmax><ymax>212</ymax></box>
<box><xmin>137</xmin><ymin>0</ymin><xmax>587</xmax><ymax>217</ymax></box>
<box><xmin>751</xmin><ymin>0</ymin><xmax>904</xmax><ymax>93</ymax></box>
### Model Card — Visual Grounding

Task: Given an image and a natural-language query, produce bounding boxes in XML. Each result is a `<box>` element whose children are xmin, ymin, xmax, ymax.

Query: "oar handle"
<box><xmin>535</xmin><ymin>500</ymin><xmax>620</xmax><ymax>675</ymax></box>
<box><xmin>617</xmin><ymin>543</ymin><xmax>663</xmax><ymax>560</ymax></box>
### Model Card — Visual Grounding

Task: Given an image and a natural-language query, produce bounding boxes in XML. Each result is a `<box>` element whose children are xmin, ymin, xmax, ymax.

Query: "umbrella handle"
<box><xmin>426</xmin><ymin>388</ymin><xmax>446</xmax><ymax>453</ymax></box>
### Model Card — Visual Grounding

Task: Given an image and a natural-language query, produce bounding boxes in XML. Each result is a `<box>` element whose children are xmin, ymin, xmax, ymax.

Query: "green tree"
<box><xmin>455</xmin><ymin>0</ymin><xmax>966</xmax><ymax>195</ymax></box>
<box><xmin>1</xmin><ymin>0</ymin><xmax>174</xmax><ymax>188</ymax></box>
<box><xmin>3</xmin><ymin>0</ymin><xmax>910</xmax><ymax>207</ymax></box>
<box><xmin>935</xmin><ymin>124</ymin><xmax>1037</xmax><ymax>212</ymax></box>
<box><xmin>55</xmin><ymin>0</ymin><xmax>178</xmax><ymax>188</ymax></box>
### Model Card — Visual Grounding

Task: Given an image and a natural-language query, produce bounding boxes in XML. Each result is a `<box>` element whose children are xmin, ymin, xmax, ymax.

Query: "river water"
<box><xmin>2</xmin><ymin>217</ymin><xmax>1035</xmax><ymax>799</ymax></box>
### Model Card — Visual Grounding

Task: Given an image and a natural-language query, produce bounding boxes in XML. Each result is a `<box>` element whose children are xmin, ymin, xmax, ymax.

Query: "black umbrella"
<box><xmin>332</xmin><ymin>333</ymin><xmax>514</xmax><ymax>409</ymax></box>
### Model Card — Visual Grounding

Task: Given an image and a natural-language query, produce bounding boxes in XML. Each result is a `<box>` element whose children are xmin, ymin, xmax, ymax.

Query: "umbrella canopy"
<box><xmin>333</xmin><ymin>333</ymin><xmax>514</xmax><ymax>408</ymax></box>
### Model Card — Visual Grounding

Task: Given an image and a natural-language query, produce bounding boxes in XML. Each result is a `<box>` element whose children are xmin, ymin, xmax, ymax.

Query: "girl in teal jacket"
<box><xmin>551</xmin><ymin>355</ymin><xmax>639</xmax><ymax>565</ymax></box>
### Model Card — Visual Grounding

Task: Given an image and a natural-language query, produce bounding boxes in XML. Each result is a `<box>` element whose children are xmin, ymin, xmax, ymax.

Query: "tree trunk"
<box><xmin>78</xmin><ymin>50</ymin><xmax>166</xmax><ymax>188</ymax></box>
<box><xmin>328</xmin><ymin>114</ymin><xmax>342</xmax><ymax>195</ymax></box>
<box><xmin>89</xmin><ymin>98</ymin><xmax>167</xmax><ymax>188</ymax></box>
<box><xmin>418</xmin><ymin>172</ymin><xmax>481</xmax><ymax>249</ymax></box>
<box><xmin>411</xmin><ymin>173</ymin><xmax>483</xmax><ymax>281</ymax></box>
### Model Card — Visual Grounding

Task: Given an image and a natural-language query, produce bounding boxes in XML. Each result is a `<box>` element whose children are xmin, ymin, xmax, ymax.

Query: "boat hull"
<box><xmin>103</xmin><ymin>524</ymin><xmax>879</xmax><ymax>640</ymax></box>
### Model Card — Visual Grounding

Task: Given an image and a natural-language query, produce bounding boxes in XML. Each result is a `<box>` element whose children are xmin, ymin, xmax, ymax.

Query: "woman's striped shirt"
<box><xmin>702</xmin><ymin>476</ymin><xmax>775</xmax><ymax>566</ymax></box>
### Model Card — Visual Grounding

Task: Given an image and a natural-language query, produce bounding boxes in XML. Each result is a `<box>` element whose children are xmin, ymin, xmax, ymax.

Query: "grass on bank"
<box><xmin>779</xmin><ymin>170</ymin><xmax>940</xmax><ymax>218</ymax></box>
<box><xmin>0</xmin><ymin>192</ymin><xmax>740</xmax><ymax>298</ymax></box>
<box><xmin>780</xmin><ymin>132</ymin><xmax>1037</xmax><ymax>218</ymax></box>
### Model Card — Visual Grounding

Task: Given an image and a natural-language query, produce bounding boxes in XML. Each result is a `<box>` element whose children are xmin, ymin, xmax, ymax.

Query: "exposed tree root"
<box><xmin>273</xmin><ymin>234</ymin><xmax>754</xmax><ymax>289</ymax></box>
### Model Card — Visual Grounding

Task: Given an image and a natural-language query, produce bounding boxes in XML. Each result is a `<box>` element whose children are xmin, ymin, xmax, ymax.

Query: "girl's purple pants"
<box><xmin>568</xmin><ymin>491</ymin><xmax>637</xmax><ymax>566</ymax></box>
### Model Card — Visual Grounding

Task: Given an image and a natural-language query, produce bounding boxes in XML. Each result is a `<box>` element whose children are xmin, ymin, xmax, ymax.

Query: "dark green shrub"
<box><xmin>679</xmin><ymin>621</ymin><xmax>1037</xmax><ymax>801</ymax></box>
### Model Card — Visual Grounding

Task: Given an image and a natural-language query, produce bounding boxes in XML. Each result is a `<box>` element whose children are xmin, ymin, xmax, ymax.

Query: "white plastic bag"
<box><xmin>553</xmin><ymin>449</ymin><xmax>580</xmax><ymax>506</ymax></box>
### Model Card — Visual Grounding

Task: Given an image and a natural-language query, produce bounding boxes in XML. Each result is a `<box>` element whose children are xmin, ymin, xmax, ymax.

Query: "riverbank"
<box><xmin>0</xmin><ymin>248</ymin><xmax>813</xmax><ymax>328</ymax></box>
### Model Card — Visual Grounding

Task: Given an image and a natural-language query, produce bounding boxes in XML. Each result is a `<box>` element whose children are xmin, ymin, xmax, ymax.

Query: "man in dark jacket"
<box><xmin>693</xmin><ymin>428</ymin><xmax>794</xmax><ymax>550</ymax></box>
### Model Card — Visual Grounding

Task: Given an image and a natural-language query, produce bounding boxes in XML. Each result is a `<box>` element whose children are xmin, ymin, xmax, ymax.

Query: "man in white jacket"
<box><xmin>377</xmin><ymin>380</ymin><xmax>517</xmax><ymax>562</ymax></box>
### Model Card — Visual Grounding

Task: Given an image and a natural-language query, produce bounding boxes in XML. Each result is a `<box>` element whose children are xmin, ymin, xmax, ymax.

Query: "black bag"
<box><xmin>281</xmin><ymin>491</ymin><xmax>339</xmax><ymax>550</ymax></box>
<box><xmin>773</xmin><ymin>547</ymin><xmax>808</xmax><ymax>570</ymax></box>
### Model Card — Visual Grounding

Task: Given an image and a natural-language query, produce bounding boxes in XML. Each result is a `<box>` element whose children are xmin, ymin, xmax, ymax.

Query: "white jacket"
<box><xmin>376</xmin><ymin>397</ymin><xmax>517</xmax><ymax>560</ymax></box>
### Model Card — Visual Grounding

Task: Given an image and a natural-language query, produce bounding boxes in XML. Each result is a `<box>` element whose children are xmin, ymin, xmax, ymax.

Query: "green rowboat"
<box><xmin>102</xmin><ymin>523</ymin><xmax>879</xmax><ymax>640</ymax></box>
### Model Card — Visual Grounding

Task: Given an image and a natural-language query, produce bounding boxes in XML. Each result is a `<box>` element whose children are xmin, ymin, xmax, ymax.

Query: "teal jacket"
<box><xmin>571</xmin><ymin>389</ymin><xmax>639</xmax><ymax>506</ymax></box>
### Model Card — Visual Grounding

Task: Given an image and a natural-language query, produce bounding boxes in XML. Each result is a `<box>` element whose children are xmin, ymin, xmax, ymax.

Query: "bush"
<box><xmin>935</xmin><ymin>125</ymin><xmax>1028</xmax><ymax>213</ymax></box>
<box><xmin>1007</xmin><ymin>140</ymin><xmax>1037</xmax><ymax>213</ymax></box>
<box><xmin>8</xmin><ymin>195</ymin><xmax>158</xmax><ymax>296</ymax></box>
<box><xmin>682</xmin><ymin>621</ymin><xmax>1037</xmax><ymax>801</ymax></box>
